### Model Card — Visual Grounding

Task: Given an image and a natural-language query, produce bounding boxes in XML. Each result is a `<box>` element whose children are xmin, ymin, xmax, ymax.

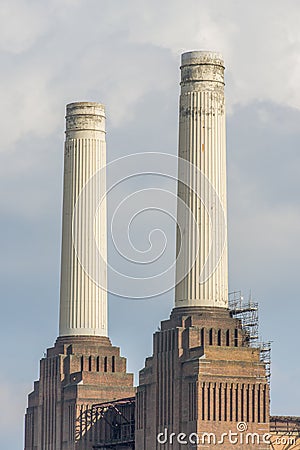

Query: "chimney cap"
<box><xmin>181</xmin><ymin>51</ymin><xmax>224</xmax><ymax>68</ymax></box>
<box><xmin>66</xmin><ymin>101</ymin><xmax>105</xmax><ymax>116</ymax></box>
<box><xmin>65</xmin><ymin>102</ymin><xmax>106</xmax><ymax>133</ymax></box>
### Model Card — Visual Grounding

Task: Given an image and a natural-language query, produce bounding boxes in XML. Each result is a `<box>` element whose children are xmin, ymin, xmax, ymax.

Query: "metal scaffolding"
<box><xmin>92</xmin><ymin>397</ymin><xmax>135</xmax><ymax>449</ymax></box>
<box><xmin>259</xmin><ymin>340</ymin><xmax>272</xmax><ymax>383</ymax></box>
<box><xmin>229</xmin><ymin>290</ymin><xmax>259</xmax><ymax>344</ymax></box>
<box><xmin>229</xmin><ymin>290</ymin><xmax>272</xmax><ymax>384</ymax></box>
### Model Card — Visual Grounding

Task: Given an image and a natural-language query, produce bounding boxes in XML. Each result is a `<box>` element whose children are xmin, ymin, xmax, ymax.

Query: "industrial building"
<box><xmin>25</xmin><ymin>51</ymin><xmax>299</xmax><ymax>449</ymax></box>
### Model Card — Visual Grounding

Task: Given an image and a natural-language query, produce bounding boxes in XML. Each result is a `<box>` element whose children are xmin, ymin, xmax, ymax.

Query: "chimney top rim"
<box><xmin>66</xmin><ymin>102</ymin><xmax>105</xmax><ymax>115</ymax></box>
<box><xmin>181</xmin><ymin>51</ymin><xmax>224</xmax><ymax>67</ymax></box>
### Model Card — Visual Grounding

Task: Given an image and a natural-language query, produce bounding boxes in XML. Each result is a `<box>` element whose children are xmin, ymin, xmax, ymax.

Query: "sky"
<box><xmin>1</xmin><ymin>1</ymin><xmax>300</xmax><ymax>448</ymax></box>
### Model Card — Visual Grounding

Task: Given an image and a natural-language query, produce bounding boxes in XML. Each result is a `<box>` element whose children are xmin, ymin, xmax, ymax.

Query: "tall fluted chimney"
<box><xmin>175</xmin><ymin>51</ymin><xmax>228</xmax><ymax>309</ymax></box>
<box><xmin>136</xmin><ymin>52</ymin><xmax>270</xmax><ymax>450</ymax></box>
<box><xmin>25</xmin><ymin>102</ymin><xmax>135</xmax><ymax>450</ymax></box>
<box><xmin>59</xmin><ymin>102</ymin><xmax>108</xmax><ymax>336</ymax></box>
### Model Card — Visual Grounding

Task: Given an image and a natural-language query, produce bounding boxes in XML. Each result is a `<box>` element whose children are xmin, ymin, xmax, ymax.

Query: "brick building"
<box><xmin>24</xmin><ymin>52</ymin><xmax>297</xmax><ymax>449</ymax></box>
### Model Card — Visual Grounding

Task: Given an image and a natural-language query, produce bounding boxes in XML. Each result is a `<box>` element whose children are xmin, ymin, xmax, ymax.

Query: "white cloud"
<box><xmin>1</xmin><ymin>0</ymin><xmax>300</xmax><ymax>160</ymax></box>
<box><xmin>0</xmin><ymin>1</ymin><xmax>44</xmax><ymax>53</ymax></box>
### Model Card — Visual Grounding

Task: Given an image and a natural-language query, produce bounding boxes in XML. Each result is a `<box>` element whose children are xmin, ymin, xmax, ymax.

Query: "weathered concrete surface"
<box><xmin>175</xmin><ymin>51</ymin><xmax>229</xmax><ymax>309</ymax></box>
<box><xmin>60</xmin><ymin>102</ymin><xmax>107</xmax><ymax>337</ymax></box>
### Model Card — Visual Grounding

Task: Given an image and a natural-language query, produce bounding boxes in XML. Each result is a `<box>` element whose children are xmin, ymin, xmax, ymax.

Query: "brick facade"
<box><xmin>136</xmin><ymin>307</ymin><xmax>270</xmax><ymax>449</ymax></box>
<box><xmin>24</xmin><ymin>336</ymin><xmax>135</xmax><ymax>450</ymax></box>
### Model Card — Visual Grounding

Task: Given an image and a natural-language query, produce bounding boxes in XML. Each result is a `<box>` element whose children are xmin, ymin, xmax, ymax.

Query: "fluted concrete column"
<box><xmin>175</xmin><ymin>51</ymin><xmax>228</xmax><ymax>308</ymax></box>
<box><xmin>59</xmin><ymin>102</ymin><xmax>107</xmax><ymax>337</ymax></box>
